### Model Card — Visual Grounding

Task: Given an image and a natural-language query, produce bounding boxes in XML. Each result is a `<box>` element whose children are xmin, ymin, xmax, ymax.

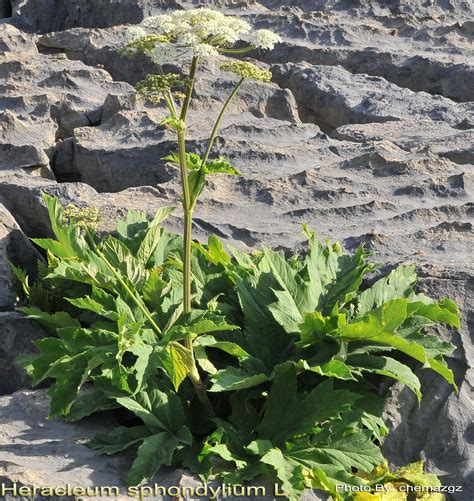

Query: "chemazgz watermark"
<box><xmin>336</xmin><ymin>484</ymin><xmax>463</xmax><ymax>494</ymax></box>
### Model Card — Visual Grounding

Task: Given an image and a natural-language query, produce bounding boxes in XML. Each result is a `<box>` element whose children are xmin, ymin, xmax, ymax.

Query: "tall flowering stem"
<box><xmin>121</xmin><ymin>8</ymin><xmax>280</xmax><ymax>407</ymax></box>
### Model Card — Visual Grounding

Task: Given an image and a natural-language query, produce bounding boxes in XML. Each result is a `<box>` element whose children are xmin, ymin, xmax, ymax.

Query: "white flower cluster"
<box><xmin>124</xmin><ymin>8</ymin><xmax>281</xmax><ymax>64</ymax></box>
<box><xmin>144</xmin><ymin>9</ymin><xmax>250</xmax><ymax>43</ymax></box>
<box><xmin>125</xmin><ymin>25</ymin><xmax>146</xmax><ymax>39</ymax></box>
<box><xmin>250</xmin><ymin>28</ymin><xmax>282</xmax><ymax>50</ymax></box>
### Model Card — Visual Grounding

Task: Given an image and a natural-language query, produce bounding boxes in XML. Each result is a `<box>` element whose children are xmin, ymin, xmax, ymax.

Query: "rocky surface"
<box><xmin>0</xmin><ymin>0</ymin><xmax>472</xmax><ymax>499</ymax></box>
<box><xmin>0</xmin><ymin>389</ymin><xmax>327</xmax><ymax>500</ymax></box>
<box><xmin>0</xmin><ymin>313</ymin><xmax>47</xmax><ymax>394</ymax></box>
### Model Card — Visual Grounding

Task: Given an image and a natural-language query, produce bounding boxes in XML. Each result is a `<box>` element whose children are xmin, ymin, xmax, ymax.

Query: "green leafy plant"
<box><xmin>15</xmin><ymin>194</ymin><xmax>458</xmax><ymax>499</ymax></box>
<box><xmin>13</xmin><ymin>8</ymin><xmax>460</xmax><ymax>501</ymax></box>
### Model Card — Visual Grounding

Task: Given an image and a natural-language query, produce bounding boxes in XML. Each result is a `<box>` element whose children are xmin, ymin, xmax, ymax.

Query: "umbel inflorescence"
<box><xmin>122</xmin><ymin>8</ymin><xmax>281</xmax><ymax>64</ymax></box>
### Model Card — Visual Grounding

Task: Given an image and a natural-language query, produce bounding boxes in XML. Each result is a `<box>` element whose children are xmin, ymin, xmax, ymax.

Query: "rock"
<box><xmin>0</xmin><ymin>202</ymin><xmax>46</xmax><ymax>393</ymax></box>
<box><xmin>11</xmin><ymin>0</ymin><xmax>179</xmax><ymax>32</ymax></box>
<box><xmin>0</xmin><ymin>26</ymin><xmax>134</xmax><ymax>171</ymax></box>
<box><xmin>0</xmin><ymin>313</ymin><xmax>47</xmax><ymax>394</ymax></box>
<box><xmin>54</xmin><ymin>105</ymin><xmax>322</xmax><ymax>191</ymax></box>
<box><xmin>256</xmin><ymin>8</ymin><xmax>474</xmax><ymax>103</ymax></box>
<box><xmin>332</xmin><ymin>120</ymin><xmax>474</xmax><ymax>166</ymax></box>
<box><xmin>0</xmin><ymin>22</ymin><xmax>36</xmax><ymax>53</ymax></box>
<box><xmin>0</xmin><ymin>2</ymin><xmax>11</xmax><ymax>18</ymax></box>
<box><xmin>0</xmin><ymin>202</ymin><xmax>42</xmax><ymax>311</ymax></box>
<box><xmin>272</xmin><ymin>63</ymin><xmax>473</xmax><ymax>131</ymax></box>
<box><xmin>264</xmin><ymin>44</ymin><xmax>474</xmax><ymax>103</ymax></box>
<box><xmin>0</xmin><ymin>174</ymin><xmax>177</xmax><ymax>239</ymax></box>
<box><xmin>382</xmin><ymin>265</ymin><xmax>473</xmax><ymax>501</ymax></box>
<box><xmin>0</xmin><ymin>143</ymin><xmax>54</xmax><ymax>178</ymax></box>
<box><xmin>0</xmin><ymin>389</ymin><xmax>327</xmax><ymax>500</ymax></box>
<box><xmin>37</xmin><ymin>26</ymin><xmax>156</xmax><ymax>86</ymax></box>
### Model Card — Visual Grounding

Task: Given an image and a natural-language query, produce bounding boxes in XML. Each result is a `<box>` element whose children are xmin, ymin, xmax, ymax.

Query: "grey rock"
<box><xmin>11</xmin><ymin>0</ymin><xmax>179</xmax><ymax>32</ymax></box>
<box><xmin>0</xmin><ymin>143</ymin><xmax>54</xmax><ymax>178</ymax></box>
<box><xmin>54</xmin><ymin>108</ymin><xmax>336</xmax><ymax>192</ymax></box>
<box><xmin>272</xmin><ymin>63</ymin><xmax>473</xmax><ymax>131</ymax></box>
<box><xmin>0</xmin><ymin>175</ymin><xmax>100</xmax><ymax>237</ymax></box>
<box><xmin>0</xmin><ymin>202</ymin><xmax>41</xmax><ymax>311</ymax></box>
<box><xmin>0</xmin><ymin>313</ymin><xmax>47</xmax><ymax>394</ymax></box>
<box><xmin>0</xmin><ymin>22</ymin><xmax>36</xmax><ymax>53</ymax></box>
<box><xmin>264</xmin><ymin>43</ymin><xmax>474</xmax><ymax>103</ymax></box>
<box><xmin>37</xmin><ymin>26</ymin><xmax>154</xmax><ymax>86</ymax></box>
<box><xmin>256</xmin><ymin>8</ymin><xmax>474</xmax><ymax>102</ymax></box>
<box><xmin>332</xmin><ymin>120</ymin><xmax>474</xmax><ymax>166</ymax></box>
<box><xmin>0</xmin><ymin>26</ymin><xmax>134</xmax><ymax>172</ymax></box>
<box><xmin>0</xmin><ymin>389</ymin><xmax>327</xmax><ymax>500</ymax></box>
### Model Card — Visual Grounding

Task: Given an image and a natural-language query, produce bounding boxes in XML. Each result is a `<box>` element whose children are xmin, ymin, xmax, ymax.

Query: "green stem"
<box><xmin>175</xmin><ymin>57</ymin><xmax>212</xmax><ymax>408</ymax></box>
<box><xmin>178</xmin><ymin>131</ymin><xmax>192</xmax><ymax>211</ymax></box>
<box><xmin>180</xmin><ymin>57</ymin><xmax>198</xmax><ymax>121</ymax></box>
<box><xmin>200</xmin><ymin>77</ymin><xmax>245</xmax><ymax>169</ymax></box>
<box><xmin>217</xmin><ymin>45</ymin><xmax>256</xmax><ymax>55</ymax></box>
<box><xmin>182</xmin><ymin>208</ymin><xmax>193</xmax><ymax>314</ymax></box>
<box><xmin>164</xmin><ymin>92</ymin><xmax>178</xmax><ymax>119</ymax></box>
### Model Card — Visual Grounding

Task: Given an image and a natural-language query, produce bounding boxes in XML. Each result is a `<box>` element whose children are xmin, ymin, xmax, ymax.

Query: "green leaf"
<box><xmin>204</xmin><ymin>157</ymin><xmax>241</xmax><ymax>176</ymax></box>
<box><xmin>66</xmin><ymin>388</ymin><xmax>118</xmax><ymax>421</ymax></box>
<box><xmin>127</xmin><ymin>429</ymin><xmax>191</xmax><ymax>485</ymax></box>
<box><xmin>305</xmin><ymin>238</ymin><xmax>373</xmax><ymax>313</ymax></box>
<box><xmin>17</xmin><ymin>337</ymin><xmax>67</xmax><ymax>385</ymax></box>
<box><xmin>304</xmin><ymin>359</ymin><xmax>357</xmax><ymax>381</ymax></box>
<box><xmin>394</xmin><ymin>460</ymin><xmax>441</xmax><ymax>487</ymax></box>
<box><xmin>291</xmin><ymin>430</ymin><xmax>383</xmax><ymax>473</ymax></box>
<box><xmin>257</xmin><ymin>365</ymin><xmax>360</xmax><ymax>444</ymax></box>
<box><xmin>337</xmin><ymin>299</ymin><xmax>409</xmax><ymax>344</ymax></box>
<box><xmin>47</xmin><ymin>351</ymin><xmax>107</xmax><ymax>417</ymax></box>
<box><xmin>161</xmin><ymin>116</ymin><xmax>186</xmax><ymax>132</ymax></box>
<box><xmin>209</xmin><ymin>367</ymin><xmax>268</xmax><ymax>392</ymax></box>
<box><xmin>407</xmin><ymin>298</ymin><xmax>460</xmax><ymax>329</ymax></box>
<box><xmin>196</xmin><ymin>335</ymin><xmax>249</xmax><ymax>359</ymax></box>
<box><xmin>261</xmin><ymin>448</ymin><xmax>306</xmax><ymax>500</ymax></box>
<box><xmin>163</xmin><ymin>151</ymin><xmax>201</xmax><ymax>170</ymax></box>
<box><xmin>298</xmin><ymin>309</ymin><xmax>346</xmax><ymax>347</ymax></box>
<box><xmin>204</xmin><ymin>443</ymin><xmax>247</xmax><ymax>469</ymax></box>
<box><xmin>136</xmin><ymin>207</ymin><xmax>175</xmax><ymax>266</ymax></box>
<box><xmin>358</xmin><ymin>265</ymin><xmax>416</xmax><ymax>316</ymax></box>
<box><xmin>116</xmin><ymin>387</ymin><xmax>188</xmax><ymax>435</ymax></box>
<box><xmin>35</xmin><ymin>194</ymin><xmax>86</xmax><ymax>260</ymax></box>
<box><xmin>347</xmin><ymin>354</ymin><xmax>422</xmax><ymax>401</ymax></box>
<box><xmin>336</xmin><ymin>299</ymin><xmax>456</xmax><ymax>386</ymax></box>
<box><xmin>195</xmin><ymin>235</ymin><xmax>232</xmax><ymax>266</ymax></box>
<box><xmin>9</xmin><ymin>262</ymin><xmax>30</xmax><ymax>297</ymax></box>
<box><xmin>188</xmin><ymin>168</ymin><xmax>206</xmax><ymax>207</ymax></box>
<box><xmin>168</xmin><ymin>342</ymin><xmax>196</xmax><ymax>391</ymax></box>
<box><xmin>18</xmin><ymin>306</ymin><xmax>81</xmax><ymax>331</ymax></box>
<box><xmin>89</xmin><ymin>425</ymin><xmax>150</xmax><ymax>455</ymax></box>
<box><xmin>194</xmin><ymin>344</ymin><xmax>218</xmax><ymax>374</ymax></box>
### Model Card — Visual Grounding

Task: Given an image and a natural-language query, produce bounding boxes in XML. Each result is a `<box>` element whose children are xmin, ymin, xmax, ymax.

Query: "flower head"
<box><xmin>125</xmin><ymin>26</ymin><xmax>146</xmax><ymax>39</ymax></box>
<box><xmin>136</xmin><ymin>73</ymin><xmax>186</xmax><ymax>103</ymax></box>
<box><xmin>120</xmin><ymin>34</ymin><xmax>168</xmax><ymax>57</ymax></box>
<box><xmin>64</xmin><ymin>204</ymin><xmax>100</xmax><ymax>230</ymax></box>
<box><xmin>121</xmin><ymin>8</ymin><xmax>280</xmax><ymax>64</ymax></box>
<box><xmin>221</xmin><ymin>61</ymin><xmax>272</xmax><ymax>82</ymax></box>
<box><xmin>250</xmin><ymin>29</ymin><xmax>282</xmax><ymax>50</ymax></box>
